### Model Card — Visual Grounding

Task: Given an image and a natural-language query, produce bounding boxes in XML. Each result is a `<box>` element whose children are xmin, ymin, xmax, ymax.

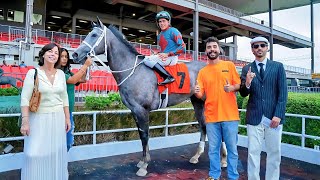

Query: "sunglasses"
<box><xmin>252</xmin><ymin>43</ymin><xmax>268</xmax><ymax>49</ymax></box>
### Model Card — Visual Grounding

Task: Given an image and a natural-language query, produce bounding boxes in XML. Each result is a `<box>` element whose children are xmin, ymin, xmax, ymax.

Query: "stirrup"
<box><xmin>158</xmin><ymin>78</ymin><xmax>175</xmax><ymax>85</ymax></box>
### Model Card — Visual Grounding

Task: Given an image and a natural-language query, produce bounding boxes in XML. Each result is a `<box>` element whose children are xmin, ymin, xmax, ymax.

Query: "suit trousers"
<box><xmin>247</xmin><ymin>122</ymin><xmax>283</xmax><ymax>180</ymax></box>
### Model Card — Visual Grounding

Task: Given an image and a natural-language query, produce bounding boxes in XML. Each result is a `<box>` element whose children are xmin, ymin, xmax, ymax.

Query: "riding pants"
<box><xmin>143</xmin><ymin>55</ymin><xmax>178</xmax><ymax>68</ymax></box>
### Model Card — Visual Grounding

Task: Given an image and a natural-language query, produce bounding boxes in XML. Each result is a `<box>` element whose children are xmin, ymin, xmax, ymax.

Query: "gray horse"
<box><xmin>72</xmin><ymin>18</ymin><xmax>227</xmax><ymax>176</ymax></box>
<box><xmin>0</xmin><ymin>75</ymin><xmax>23</xmax><ymax>90</ymax></box>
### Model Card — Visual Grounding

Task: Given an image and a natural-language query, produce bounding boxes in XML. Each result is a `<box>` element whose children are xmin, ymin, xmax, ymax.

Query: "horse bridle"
<box><xmin>82</xmin><ymin>26</ymin><xmax>108</xmax><ymax>80</ymax></box>
<box><xmin>82</xmin><ymin>25</ymin><xmax>144</xmax><ymax>86</ymax></box>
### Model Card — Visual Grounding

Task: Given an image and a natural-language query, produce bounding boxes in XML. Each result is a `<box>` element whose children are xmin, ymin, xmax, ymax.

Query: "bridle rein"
<box><xmin>81</xmin><ymin>25</ymin><xmax>144</xmax><ymax>86</ymax></box>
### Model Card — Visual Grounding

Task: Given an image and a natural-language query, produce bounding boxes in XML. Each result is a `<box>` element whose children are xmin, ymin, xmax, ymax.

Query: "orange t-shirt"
<box><xmin>197</xmin><ymin>61</ymin><xmax>240</xmax><ymax>123</ymax></box>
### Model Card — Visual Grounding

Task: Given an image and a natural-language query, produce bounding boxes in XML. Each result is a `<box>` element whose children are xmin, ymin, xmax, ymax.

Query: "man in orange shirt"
<box><xmin>195</xmin><ymin>37</ymin><xmax>240</xmax><ymax>180</ymax></box>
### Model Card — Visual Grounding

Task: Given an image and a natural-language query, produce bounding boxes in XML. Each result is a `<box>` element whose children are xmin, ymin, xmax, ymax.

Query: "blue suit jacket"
<box><xmin>239</xmin><ymin>59</ymin><xmax>288</xmax><ymax>125</ymax></box>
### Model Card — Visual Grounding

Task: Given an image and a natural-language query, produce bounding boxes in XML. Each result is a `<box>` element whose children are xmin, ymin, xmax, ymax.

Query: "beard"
<box><xmin>207</xmin><ymin>51</ymin><xmax>219</xmax><ymax>60</ymax></box>
<box><xmin>254</xmin><ymin>50</ymin><xmax>266</xmax><ymax>58</ymax></box>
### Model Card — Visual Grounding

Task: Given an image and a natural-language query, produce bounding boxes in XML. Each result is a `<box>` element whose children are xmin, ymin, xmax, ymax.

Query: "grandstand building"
<box><xmin>0</xmin><ymin>0</ymin><xmax>318</xmax><ymax>90</ymax></box>
<box><xmin>1</xmin><ymin>1</ymin><xmax>320</xmax><ymax>177</ymax></box>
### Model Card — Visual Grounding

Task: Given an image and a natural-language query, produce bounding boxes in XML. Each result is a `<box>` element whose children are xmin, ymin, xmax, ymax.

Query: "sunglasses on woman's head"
<box><xmin>252</xmin><ymin>43</ymin><xmax>268</xmax><ymax>49</ymax></box>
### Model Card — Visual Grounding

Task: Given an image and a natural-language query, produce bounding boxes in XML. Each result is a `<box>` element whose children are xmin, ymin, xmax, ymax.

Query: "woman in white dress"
<box><xmin>20</xmin><ymin>43</ymin><xmax>71</xmax><ymax>180</ymax></box>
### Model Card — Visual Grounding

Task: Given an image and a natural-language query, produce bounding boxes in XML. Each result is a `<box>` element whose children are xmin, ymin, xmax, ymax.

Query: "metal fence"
<box><xmin>284</xmin><ymin>65</ymin><xmax>312</xmax><ymax>75</ymax></box>
<box><xmin>2</xmin><ymin>72</ymin><xmax>320</xmax><ymax>102</ymax></box>
<box><xmin>1</xmin><ymin>108</ymin><xmax>319</xmax><ymax>149</ymax></box>
<box><xmin>237</xmin><ymin>109</ymin><xmax>320</xmax><ymax>149</ymax></box>
<box><xmin>197</xmin><ymin>0</ymin><xmax>310</xmax><ymax>41</ymax></box>
<box><xmin>0</xmin><ymin>24</ymin><xmax>87</xmax><ymax>47</ymax></box>
<box><xmin>0</xmin><ymin>23</ymin><xmax>312</xmax><ymax>76</ymax></box>
<box><xmin>0</xmin><ymin>108</ymin><xmax>197</xmax><ymax>144</ymax></box>
<box><xmin>45</xmin><ymin>78</ymin><xmax>320</xmax><ymax>103</ymax></box>
<box><xmin>288</xmin><ymin>86</ymin><xmax>320</xmax><ymax>93</ymax></box>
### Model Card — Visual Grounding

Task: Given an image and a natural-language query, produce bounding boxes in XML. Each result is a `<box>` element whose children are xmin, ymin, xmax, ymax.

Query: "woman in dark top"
<box><xmin>57</xmin><ymin>48</ymin><xmax>92</xmax><ymax>151</ymax></box>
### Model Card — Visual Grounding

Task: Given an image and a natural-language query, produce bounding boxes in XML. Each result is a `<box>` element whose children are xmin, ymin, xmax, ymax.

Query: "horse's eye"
<box><xmin>92</xmin><ymin>34</ymin><xmax>97</xmax><ymax>38</ymax></box>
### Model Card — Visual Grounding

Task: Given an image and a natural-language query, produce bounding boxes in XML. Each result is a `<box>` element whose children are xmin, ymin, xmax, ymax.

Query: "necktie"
<box><xmin>258</xmin><ymin>63</ymin><xmax>264</xmax><ymax>79</ymax></box>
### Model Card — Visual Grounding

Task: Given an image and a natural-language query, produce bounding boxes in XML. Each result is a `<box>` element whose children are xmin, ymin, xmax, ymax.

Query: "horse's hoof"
<box><xmin>221</xmin><ymin>162</ymin><xmax>227</xmax><ymax>168</ymax></box>
<box><xmin>189</xmin><ymin>156</ymin><xmax>199</xmax><ymax>164</ymax></box>
<box><xmin>137</xmin><ymin>160</ymin><xmax>144</xmax><ymax>168</ymax></box>
<box><xmin>136</xmin><ymin>168</ymin><xmax>148</xmax><ymax>177</ymax></box>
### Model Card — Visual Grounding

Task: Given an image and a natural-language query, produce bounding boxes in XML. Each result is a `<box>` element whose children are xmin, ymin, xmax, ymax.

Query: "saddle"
<box><xmin>154</xmin><ymin>63</ymin><xmax>190</xmax><ymax>108</ymax></box>
<box><xmin>155</xmin><ymin>63</ymin><xmax>190</xmax><ymax>93</ymax></box>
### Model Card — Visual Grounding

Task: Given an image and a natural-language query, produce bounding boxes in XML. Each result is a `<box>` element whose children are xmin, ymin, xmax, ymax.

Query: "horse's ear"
<box><xmin>96</xmin><ymin>16</ymin><xmax>104</xmax><ymax>27</ymax></box>
<box><xmin>91</xmin><ymin>21</ymin><xmax>97</xmax><ymax>28</ymax></box>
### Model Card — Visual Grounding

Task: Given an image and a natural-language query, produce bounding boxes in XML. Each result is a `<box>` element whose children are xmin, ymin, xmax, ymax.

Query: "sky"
<box><xmin>235</xmin><ymin>4</ymin><xmax>320</xmax><ymax>73</ymax></box>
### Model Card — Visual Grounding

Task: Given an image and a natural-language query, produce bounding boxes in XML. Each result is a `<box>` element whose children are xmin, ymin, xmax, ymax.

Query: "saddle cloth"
<box><xmin>155</xmin><ymin>63</ymin><xmax>190</xmax><ymax>95</ymax></box>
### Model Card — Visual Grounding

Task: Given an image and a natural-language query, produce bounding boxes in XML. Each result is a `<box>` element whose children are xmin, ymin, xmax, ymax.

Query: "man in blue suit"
<box><xmin>239</xmin><ymin>36</ymin><xmax>288</xmax><ymax>180</ymax></box>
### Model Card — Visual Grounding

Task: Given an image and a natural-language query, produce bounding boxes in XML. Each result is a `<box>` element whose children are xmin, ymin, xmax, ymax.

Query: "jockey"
<box><xmin>144</xmin><ymin>10</ymin><xmax>186</xmax><ymax>85</ymax></box>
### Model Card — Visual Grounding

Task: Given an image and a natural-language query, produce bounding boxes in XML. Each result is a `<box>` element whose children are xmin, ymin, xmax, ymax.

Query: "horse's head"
<box><xmin>72</xmin><ymin>17</ymin><xmax>106</xmax><ymax>64</ymax></box>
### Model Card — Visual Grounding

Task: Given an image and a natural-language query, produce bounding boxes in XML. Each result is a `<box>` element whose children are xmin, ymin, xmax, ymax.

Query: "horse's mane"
<box><xmin>108</xmin><ymin>25</ymin><xmax>140</xmax><ymax>56</ymax></box>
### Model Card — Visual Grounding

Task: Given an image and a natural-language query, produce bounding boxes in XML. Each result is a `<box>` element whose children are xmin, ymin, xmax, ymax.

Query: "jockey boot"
<box><xmin>152</xmin><ymin>63</ymin><xmax>175</xmax><ymax>85</ymax></box>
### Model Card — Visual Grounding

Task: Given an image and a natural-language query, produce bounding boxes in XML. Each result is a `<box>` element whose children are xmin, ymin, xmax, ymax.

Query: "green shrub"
<box><xmin>76</xmin><ymin>93</ymin><xmax>197</xmax><ymax>145</ymax></box>
<box><xmin>84</xmin><ymin>92</ymin><xmax>126</xmax><ymax>110</ymax></box>
<box><xmin>284</xmin><ymin>93</ymin><xmax>320</xmax><ymax>148</ymax></box>
<box><xmin>236</xmin><ymin>93</ymin><xmax>245</xmax><ymax>109</ymax></box>
<box><xmin>238</xmin><ymin>95</ymin><xmax>248</xmax><ymax>135</ymax></box>
<box><xmin>0</xmin><ymin>88</ymin><xmax>19</xmax><ymax>96</ymax></box>
<box><xmin>2</xmin><ymin>92</ymin><xmax>320</xmax><ymax>152</ymax></box>
<box><xmin>240</xmin><ymin>93</ymin><xmax>320</xmax><ymax>148</ymax></box>
<box><xmin>0</xmin><ymin>109</ymin><xmax>23</xmax><ymax>153</ymax></box>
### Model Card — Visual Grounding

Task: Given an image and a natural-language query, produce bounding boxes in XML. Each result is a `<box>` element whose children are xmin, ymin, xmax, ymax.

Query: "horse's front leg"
<box><xmin>132</xmin><ymin>110</ymin><xmax>151</xmax><ymax>177</ymax></box>
<box><xmin>220</xmin><ymin>141</ymin><xmax>227</xmax><ymax>167</ymax></box>
<box><xmin>189</xmin><ymin>123</ymin><xmax>206</xmax><ymax>164</ymax></box>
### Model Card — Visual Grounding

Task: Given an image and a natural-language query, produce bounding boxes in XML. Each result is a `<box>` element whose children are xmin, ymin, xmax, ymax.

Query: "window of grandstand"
<box><xmin>298</xmin><ymin>79</ymin><xmax>313</xmax><ymax>87</ymax></box>
<box><xmin>221</xmin><ymin>46</ymin><xmax>229</xmax><ymax>56</ymax></box>
<box><xmin>32</xmin><ymin>14</ymin><xmax>42</xmax><ymax>25</ymax></box>
<box><xmin>7</xmin><ymin>9</ymin><xmax>24</xmax><ymax>23</ymax></box>
<box><xmin>7</xmin><ymin>10</ymin><xmax>13</xmax><ymax>21</ymax></box>
<box><xmin>287</xmin><ymin>79</ymin><xmax>295</xmax><ymax>86</ymax></box>
<box><xmin>0</xmin><ymin>9</ymin><xmax>4</xmax><ymax>20</ymax></box>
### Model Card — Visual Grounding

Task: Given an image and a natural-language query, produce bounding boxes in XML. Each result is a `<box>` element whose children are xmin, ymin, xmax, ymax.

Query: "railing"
<box><xmin>1</xmin><ymin>108</ymin><xmax>319</xmax><ymax>150</ymax></box>
<box><xmin>0</xmin><ymin>72</ymin><xmax>119</xmax><ymax>98</ymax></box>
<box><xmin>0</xmin><ymin>108</ymin><xmax>197</xmax><ymax>144</ymax></box>
<box><xmin>0</xmin><ymin>23</ymin><xmax>312</xmax><ymax>75</ymax></box>
<box><xmin>0</xmin><ymin>24</ymin><xmax>87</xmax><ymax>47</ymax></box>
<box><xmin>237</xmin><ymin>56</ymin><xmax>312</xmax><ymax>75</ymax></box>
<box><xmin>74</xmin><ymin>75</ymin><xmax>118</xmax><ymax>103</ymax></box>
<box><xmin>197</xmin><ymin>0</ymin><xmax>310</xmax><ymax>41</ymax></box>
<box><xmin>284</xmin><ymin>64</ymin><xmax>312</xmax><ymax>75</ymax></box>
<box><xmin>287</xmin><ymin>86</ymin><xmax>320</xmax><ymax>93</ymax></box>
<box><xmin>1</xmin><ymin>108</ymin><xmax>319</xmax><ymax>173</ymax></box>
<box><xmin>3</xmin><ymin>72</ymin><xmax>320</xmax><ymax>98</ymax></box>
<box><xmin>238</xmin><ymin>109</ymin><xmax>320</xmax><ymax>150</ymax></box>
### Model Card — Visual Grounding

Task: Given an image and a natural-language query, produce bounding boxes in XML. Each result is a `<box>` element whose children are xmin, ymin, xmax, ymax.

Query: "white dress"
<box><xmin>20</xmin><ymin>68</ymin><xmax>69</xmax><ymax>180</ymax></box>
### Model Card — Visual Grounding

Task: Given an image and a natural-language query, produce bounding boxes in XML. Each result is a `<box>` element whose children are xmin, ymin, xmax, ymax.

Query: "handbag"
<box><xmin>29</xmin><ymin>68</ymin><xmax>41</xmax><ymax>112</ymax></box>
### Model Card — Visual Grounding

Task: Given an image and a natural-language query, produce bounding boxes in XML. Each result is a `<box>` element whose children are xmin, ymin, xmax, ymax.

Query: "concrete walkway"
<box><xmin>1</xmin><ymin>144</ymin><xmax>319</xmax><ymax>180</ymax></box>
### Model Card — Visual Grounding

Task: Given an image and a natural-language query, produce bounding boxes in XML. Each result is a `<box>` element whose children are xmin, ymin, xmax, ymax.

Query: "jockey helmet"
<box><xmin>156</xmin><ymin>11</ymin><xmax>171</xmax><ymax>22</ymax></box>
